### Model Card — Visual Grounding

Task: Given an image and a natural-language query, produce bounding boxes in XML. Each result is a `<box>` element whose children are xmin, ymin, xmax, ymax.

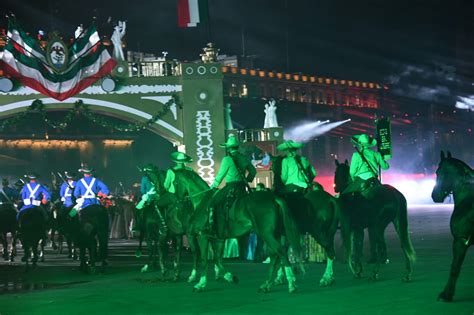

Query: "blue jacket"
<box><xmin>141</xmin><ymin>176</ymin><xmax>153</xmax><ymax>195</ymax></box>
<box><xmin>73</xmin><ymin>177</ymin><xmax>109</xmax><ymax>208</ymax></box>
<box><xmin>60</xmin><ymin>181</ymin><xmax>76</xmax><ymax>207</ymax></box>
<box><xmin>20</xmin><ymin>181</ymin><xmax>51</xmax><ymax>211</ymax></box>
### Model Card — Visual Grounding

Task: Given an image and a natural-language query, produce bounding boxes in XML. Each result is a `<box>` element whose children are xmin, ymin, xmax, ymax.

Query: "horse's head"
<box><xmin>432</xmin><ymin>151</ymin><xmax>472</xmax><ymax>202</ymax></box>
<box><xmin>145</xmin><ymin>167</ymin><xmax>165</xmax><ymax>192</ymax></box>
<box><xmin>270</xmin><ymin>155</ymin><xmax>284</xmax><ymax>192</ymax></box>
<box><xmin>334</xmin><ymin>159</ymin><xmax>350</xmax><ymax>193</ymax></box>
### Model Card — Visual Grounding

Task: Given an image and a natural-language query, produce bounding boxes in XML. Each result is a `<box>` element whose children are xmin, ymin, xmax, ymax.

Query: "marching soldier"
<box><xmin>17</xmin><ymin>174</ymin><xmax>51</xmax><ymax>224</ymax></box>
<box><xmin>73</xmin><ymin>165</ymin><xmax>109</xmax><ymax>214</ymax></box>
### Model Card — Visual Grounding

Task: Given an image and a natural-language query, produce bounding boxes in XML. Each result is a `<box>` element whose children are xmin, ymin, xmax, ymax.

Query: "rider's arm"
<box><xmin>302</xmin><ymin>157</ymin><xmax>317</xmax><ymax>180</ymax></box>
<box><xmin>97</xmin><ymin>180</ymin><xmax>110</xmax><ymax>196</ymax></box>
<box><xmin>376</xmin><ymin>151</ymin><xmax>390</xmax><ymax>170</ymax></box>
<box><xmin>211</xmin><ymin>156</ymin><xmax>230</xmax><ymax>188</ymax></box>
<box><xmin>41</xmin><ymin>185</ymin><xmax>51</xmax><ymax>201</ymax></box>
<box><xmin>163</xmin><ymin>169</ymin><xmax>174</xmax><ymax>192</ymax></box>
<box><xmin>245</xmin><ymin>158</ymin><xmax>257</xmax><ymax>182</ymax></box>
<box><xmin>349</xmin><ymin>152</ymin><xmax>361</xmax><ymax>180</ymax></box>
<box><xmin>73</xmin><ymin>182</ymin><xmax>82</xmax><ymax>198</ymax></box>
<box><xmin>281</xmin><ymin>158</ymin><xmax>289</xmax><ymax>183</ymax></box>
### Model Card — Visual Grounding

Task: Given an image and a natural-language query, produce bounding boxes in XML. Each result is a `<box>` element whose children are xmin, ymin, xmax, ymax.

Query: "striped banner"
<box><xmin>178</xmin><ymin>0</ymin><xmax>209</xmax><ymax>28</ymax></box>
<box><xmin>0</xmin><ymin>21</ymin><xmax>116</xmax><ymax>101</ymax></box>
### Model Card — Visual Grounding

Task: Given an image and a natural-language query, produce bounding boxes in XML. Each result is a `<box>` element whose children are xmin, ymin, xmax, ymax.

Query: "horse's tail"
<box><xmin>275</xmin><ymin>197</ymin><xmax>302</xmax><ymax>256</ymax></box>
<box><xmin>394</xmin><ymin>192</ymin><xmax>416</xmax><ymax>263</ymax></box>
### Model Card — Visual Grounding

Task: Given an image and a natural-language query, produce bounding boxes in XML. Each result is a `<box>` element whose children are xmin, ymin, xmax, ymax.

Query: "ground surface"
<box><xmin>0</xmin><ymin>205</ymin><xmax>472</xmax><ymax>315</ymax></box>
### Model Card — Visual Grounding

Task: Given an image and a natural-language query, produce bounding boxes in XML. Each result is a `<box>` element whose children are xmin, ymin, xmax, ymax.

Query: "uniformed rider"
<box><xmin>277</xmin><ymin>140</ymin><xmax>317</xmax><ymax>194</ymax></box>
<box><xmin>17</xmin><ymin>174</ymin><xmax>51</xmax><ymax>224</ymax></box>
<box><xmin>208</xmin><ymin>135</ymin><xmax>256</xmax><ymax>235</ymax></box>
<box><xmin>343</xmin><ymin>133</ymin><xmax>389</xmax><ymax>195</ymax></box>
<box><xmin>73</xmin><ymin>165</ymin><xmax>109</xmax><ymax>214</ymax></box>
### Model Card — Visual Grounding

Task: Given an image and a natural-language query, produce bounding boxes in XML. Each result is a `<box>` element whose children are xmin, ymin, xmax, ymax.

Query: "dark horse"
<box><xmin>0</xmin><ymin>203</ymin><xmax>17</xmax><ymax>261</ymax></box>
<box><xmin>77</xmin><ymin>204</ymin><xmax>109</xmax><ymax>273</ymax></box>
<box><xmin>334</xmin><ymin>159</ymin><xmax>416</xmax><ymax>281</ymax></box>
<box><xmin>272</xmin><ymin>155</ymin><xmax>340</xmax><ymax>286</ymax></box>
<box><xmin>54</xmin><ymin>202</ymin><xmax>80</xmax><ymax>259</ymax></box>
<box><xmin>136</xmin><ymin>168</ymin><xmax>195</xmax><ymax>281</ymax></box>
<box><xmin>18</xmin><ymin>206</ymin><xmax>48</xmax><ymax>269</ymax></box>
<box><xmin>431</xmin><ymin>151</ymin><xmax>473</xmax><ymax>302</ymax></box>
<box><xmin>173</xmin><ymin>169</ymin><xmax>301</xmax><ymax>293</ymax></box>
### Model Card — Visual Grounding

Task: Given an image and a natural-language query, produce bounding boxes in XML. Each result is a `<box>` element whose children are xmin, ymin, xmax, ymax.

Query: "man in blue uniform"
<box><xmin>17</xmin><ymin>174</ymin><xmax>51</xmax><ymax>224</ymax></box>
<box><xmin>73</xmin><ymin>165</ymin><xmax>109</xmax><ymax>214</ymax></box>
<box><xmin>59</xmin><ymin>172</ymin><xmax>76</xmax><ymax>209</ymax></box>
<box><xmin>1</xmin><ymin>178</ymin><xmax>19</xmax><ymax>204</ymax></box>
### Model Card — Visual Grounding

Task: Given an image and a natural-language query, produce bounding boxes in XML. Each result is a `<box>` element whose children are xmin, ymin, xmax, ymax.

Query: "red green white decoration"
<box><xmin>177</xmin><ymin>0</ymin><xmax>209</xmax><ymax>28</ymax></box>
<box><xmin>0</xmin><ymin>20</ymin><xmax>116</xmax><ymax>101</ymax></box>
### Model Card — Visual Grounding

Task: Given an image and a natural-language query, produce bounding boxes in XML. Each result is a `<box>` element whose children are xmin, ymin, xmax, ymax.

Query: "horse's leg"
<box><xmin>135</xmin><ymin>227</ymin><xmax>144</xmax><ymax>258</ymax></box>
<box><xmin>173</xmin><ymin>235</ymin><xmax>182</xmax><ymax>281</ymax></box>
<box><xmin>157</xmin><ymin>234</ymin><xmax>167</xmax><ymax>280</ymax></box>
<box><xmin>141</xmin><ymin>229</ymin><xmax>153</xmax><ymax>273</ymax></box>
<box><xmin>51</xmin><ymin>226</ymin><xmax>58</xmax><ymax>250</ymax></box>
<box><xmin>319</xmin><ymin>240</ymin><xmax>336</xmax><ymax>287</ymax></box>
<box><xmin>367</xmin><ymin>226</ymin><xmax>378</xmax><ymax>263</ymax></box>
<box><xmin>261</xmin><ymin>234</ymin><xmax>297</xmax><ymax>293</ymax></box>
<box><xmin>213</xmin><ymin>239</ymin><xmax>238</xmax><ymax>283</ymax></box>
<box><xmin>259</xmin><ymin>255</ymin><xmax>280</xmax><ymax>293</ymax></box>
<box><xmin>350</xmin><ymin>229</ymin><xmax>364</xmax><ymax>278</ymax></box>
<box><xmin>369</xmin><ymin>225</ymin><xmax>388</xmax><ymax>281</ymax></box>
<box><xmin>438</xmin><ymin>237</ymin><xmax>469</xmax><ymax>302</ymax></box>
<box><xmin>79</xmin><ymin>243</ymin><xmax>87</xmax><ymax>272</ymax></box>
<box><xmin>187</xmin><ymin>235</ymin><xmax>199</xmax><ymax>283</ymax></box>
<box><xmin>1</xmin><ymin>233</ymin><xmax>8</xmax><ymax>260</ymax></box>
<box><xmin>31</xmin><ymin>241</ymin><xmax>39</xmax><ymax>268</ymax></box>
<box><xmin>193</xmin><ymin>235</ymin><xmax>210</xmax><ymax>292</ymax></box>
<box><xmin>39</xmin><ymin>238</ymin><xmax>46</xmax><ymax>262</ymax></box>
<box><xmin>10</xmin><ymin>232</ymin><xmax>18</xmax><ymax>262</ymax></box>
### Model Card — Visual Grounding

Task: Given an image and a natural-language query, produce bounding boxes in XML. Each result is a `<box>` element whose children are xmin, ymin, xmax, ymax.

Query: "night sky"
<box><xmin>2</xmin><ymin>0</ymin><xmax>472</xmax><ymax>107</ymax></box>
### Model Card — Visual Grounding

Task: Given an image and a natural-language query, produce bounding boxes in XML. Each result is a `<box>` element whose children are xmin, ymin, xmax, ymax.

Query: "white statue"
<box><xmin>111</xmin><ymin>20</ymin><xmax>126</xmax><ymax>61</ymax></box>
<box><xmin>74</xmin><ymin>24</ymin><xmax>84</xmax><ymax>39</ymax></box>
<box><xmin>224</xmin><ymin>103</ymin><xmax>234</xmax><ymax>130</ymax></box>
<box><xmin>264</xmin><ymin>99</ymin><xmax>279</xmax><ymax>128</ymax></box>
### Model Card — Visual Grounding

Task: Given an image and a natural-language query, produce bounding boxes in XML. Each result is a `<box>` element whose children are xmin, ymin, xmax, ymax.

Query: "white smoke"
<box><xmin>284</xmin><ymin>119</ymin><xmax>351</xmax><ymax>142</ymax></box>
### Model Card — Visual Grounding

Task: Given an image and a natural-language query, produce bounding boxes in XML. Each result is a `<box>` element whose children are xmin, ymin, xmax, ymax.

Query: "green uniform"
<box><xmin>350</xmin><ymin>149</ymin><xmax>389</xmax><ymax>180</ymax></box>
<box><xmin>211</xmin><ymin>151</ymin><xmax>256</xmax><ymax>188</ymax></box>
<box><xmin>164</xmin><ymin>164</ymin><xmax>193</xmax><ymax>193</ymax></box>
<box><xmin>281</xmin><ymin>154</ymin><xmax>317</xmax><ymax>189</ymax></box>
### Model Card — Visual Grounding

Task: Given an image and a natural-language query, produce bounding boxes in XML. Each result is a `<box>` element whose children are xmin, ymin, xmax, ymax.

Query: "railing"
<box><xmin>127</xmin><ymin>61</ymin><xmax>182</xmax><ymax>77</ymax></box>
<box><xmin>237</xmin><ymin>129</ymin><xmax>270</xmax><ymax>143</ymax></box>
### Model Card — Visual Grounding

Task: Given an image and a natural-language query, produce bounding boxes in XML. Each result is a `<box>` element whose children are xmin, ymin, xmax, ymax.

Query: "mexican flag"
<box><xmin>0</xmin><ymin>20</ymin><xmax>116</xmax><ymax>101</ymax></box>
<box><xmin>178</xmin><ymin>0</ymin><xmax>209</xmax><ymax>28</ymax></box>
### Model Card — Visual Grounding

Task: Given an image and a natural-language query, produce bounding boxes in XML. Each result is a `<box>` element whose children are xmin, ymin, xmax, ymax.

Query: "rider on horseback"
<box><xmin>342</xmin><ymin>134</ymin><xmax>389</xmax><ymax>195</ymax></box>
<box><xmin>277</xmin><ymin>140</ymin><xmax>317</xmax><ymax>194</ymax></box>
<box><xmin>1</xmin><ymin>178</ymin><xmax>19</xmax><ymax>204</ymax></box>
<box><xmin>73</xmin><ymin>165</ymin><xmax>109</xmax><ymax>216</ymax></box>
<box><xmin>208</xmin><ymin>134</ymin><xmax>256</xmax><ymax>236</ymax></box>
<box><xmin>17</xmin><ymin>174</ymin><xmax>51</xmax><ymax>225</ymax></box>
<box><xmin>60</xmin><ymin>172</ymin><xmax>76</xmax><ymax>209</ymax></box>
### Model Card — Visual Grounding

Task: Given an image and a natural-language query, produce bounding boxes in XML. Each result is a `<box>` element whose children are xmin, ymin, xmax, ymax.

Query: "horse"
<box><xmin>271</xmin><ymin>155</ymin><xmax>340</xmax><ymax>286</ymax></box>
<box><xmin>173</xmin><ymin>169</ymin><xmax>302</xmax><ymax>293</ymax></box>
<box><xmin>54</xmin><ymin>202</ymin><xmax>80</xmax><ymax>259</ymax></box>
<box><xmin>136</xmin><ymin>168</ymin><xmax>195</xmax><ymax>281</ymax></box>
<box><xmin>334</xmin><ymin>159</ymin><xmax>416</xmax><ymax>281</ymax></box>
<box><xmin>18</xmin><ymin>206</ymin><xmax>49</xmax><ymax>270</ymax></box>
<box><xmin>0</xmin><ymin>203</ymin><xmax>18</xmax><ymax>261</ymax></box>
<box><xmin>76</xmin><ymin>204</ymin><xmax>109</xmax><ymax>273</ymax></box>
<box><xmin>431</xmin><ymin>151</ymin><xmax>473</xmax><ymax>302</ymax></box>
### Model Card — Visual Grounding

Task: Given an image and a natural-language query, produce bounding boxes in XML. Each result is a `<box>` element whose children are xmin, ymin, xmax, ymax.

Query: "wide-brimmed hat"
<box><xmin>64</xmin><ymin>171</ymin><xmax>76</xmax><ymax>179</ymax></box>
<box><xmin>78</xmin><ymin>164</ymin><xmax>94</xmax><ymax>173</ymax></box>
<box><xmin>277</xmin><ymin>140</ymin><xmax>304</xmax><ymax>151</ymax></box>
<box><xmin>170</xmin><ymin>151</ymin><xmax>193</xmax><ymax>163</ymax></box>
<box><xmin>219</xmin><ymin>134</ymin><xmax>240</xmax><ymax>148</ymax></box>
<box><xmin>24</xmin><ymin>173</ymin><xmax>39</xmax><ymax>180</ymax></box>
<box><xmin>139</xmin><ymin>163</ymin><xmax>157</xmax><ymax>173</ymax></box>
<box><xmin>351</xmin><ymin>134</ymin><xmax>377</xmax><ymax>147</ymax></box>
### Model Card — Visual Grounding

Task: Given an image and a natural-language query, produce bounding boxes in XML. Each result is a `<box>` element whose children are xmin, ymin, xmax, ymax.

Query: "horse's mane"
<box><xmin>446</xmin><ymin>157</ymin><xmax>474</xmax><ymax>177</ymax></box>
<box><xmin>174</xmin><ymin>169</ymin><xmax>209</xmax><ymax>190</ymax></box>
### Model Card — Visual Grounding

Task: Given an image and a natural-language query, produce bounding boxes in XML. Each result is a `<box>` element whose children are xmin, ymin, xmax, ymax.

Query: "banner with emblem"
<box><xmin>0</xmin><ymin>20</ymin><xmax>116</xmax><ymax>101</ymax></box>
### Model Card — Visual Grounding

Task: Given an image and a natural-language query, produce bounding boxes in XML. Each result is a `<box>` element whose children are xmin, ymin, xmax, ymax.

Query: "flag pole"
<box><xmin>205</xmin><ymin>0</ymin><xmax>212</xmax><ymax>43</ymax></box>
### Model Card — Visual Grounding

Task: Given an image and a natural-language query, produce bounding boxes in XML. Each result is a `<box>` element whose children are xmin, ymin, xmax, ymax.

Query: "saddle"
<box><xmin>361</xmin><ymin>178</ymin><xmax>381</xmax><ymax>191</ymax></box>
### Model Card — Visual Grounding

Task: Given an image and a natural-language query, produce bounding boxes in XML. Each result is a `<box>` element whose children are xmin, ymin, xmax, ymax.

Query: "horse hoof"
<box><xmin>401</xmin><ymin>275</ymin><xmax>411</xmax><ymax>283</ymax></box>
<box><xmin>41</xmin><ymin>257</ymin><xmax>45</xmax><ymax>262</ymax></box>
<box><xmin>437</xmin><ymin>291</ymin><xmax>453</xmax><ymax>302</ymax></box>
<box><xmin>89</xmin><ymin>266</ymin><xmax>97</xmax><ymax>274</ymax></box>
<box><xmin>233</xmin><ymin>275</ymin><xmax>239</xmax><ymax>284</ymax></box>
<box><xmin>258</xmin><ymin>286</ymin><xmax>270</xmax><ymax>293</ymax></box>
<box><xmin>52</xmin><ymin>244</ymin><xmax>58</xmax><ymax>250</ymax></box>
<box><xmin>289</xmin><ymin>285</ymin><xmax>298</xmax><ymax>294</ymax></box>
<box><xmin>353</xmin><ymin>272</ymin><xmax>362</xmax><ymax>279</ymax></box>
<box><xmin>319</xmin><ymin>277</ymin><xmax>335</xmax><ymax>287</ymax></box>
<box><xmin>369</xmin><ymin>274</ymin><xmax>379</xmax><ymax>282</ymax></box>
<box><xmin>141</xmin><ymin>264</ymin><xmax>149</xmax><ymax>273</ymax></box>
<box><xmin>193</xmin><ymin>287</ymin><xmax>204</xmax><ymax>293</ymax></box>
